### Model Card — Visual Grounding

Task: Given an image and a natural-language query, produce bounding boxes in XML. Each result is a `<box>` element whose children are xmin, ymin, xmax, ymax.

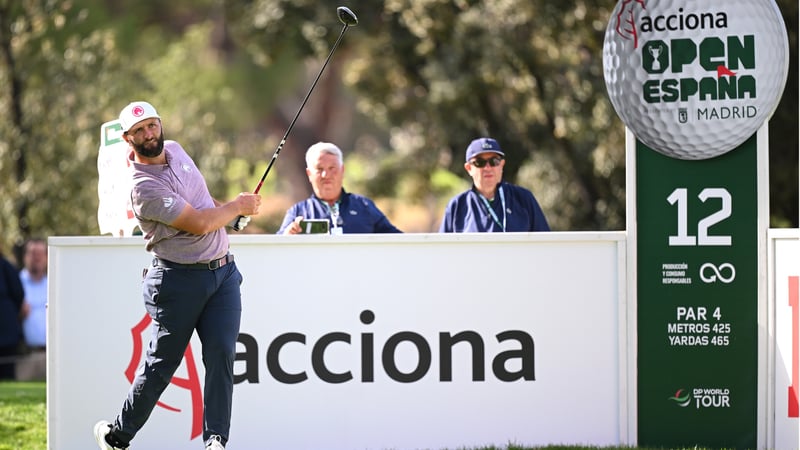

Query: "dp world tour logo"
<box><xmin>670</xmin><ymin>386</ymin><xmax>731</xmax><ymax>409</ymax></box>
<box><xmin>127</xmin><ymin>314</ymin><xmax>203</xmax><ymax>440</ymax></box>
<box><xmin>669</xmin><ymin>388</ymin><xmax>692</xmax><ymax>407</ymax></box>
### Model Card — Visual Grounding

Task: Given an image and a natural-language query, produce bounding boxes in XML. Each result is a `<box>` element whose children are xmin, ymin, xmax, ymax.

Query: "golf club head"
<box><xmin>337</xmin><ymin>6</ymin><xmax>358</xmax><ymax>26</ymax></box>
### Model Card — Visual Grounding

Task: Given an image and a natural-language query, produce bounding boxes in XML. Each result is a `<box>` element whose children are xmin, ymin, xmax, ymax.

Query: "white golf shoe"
<box><xmin>205</xmin><ymin>435</ymin><xmax>225</xmax><ymax>449</ymax></box>
<box><xmin>93</xmin><ymin>420</ymin><xmax>128</xmax><ymax>449</ymax></box>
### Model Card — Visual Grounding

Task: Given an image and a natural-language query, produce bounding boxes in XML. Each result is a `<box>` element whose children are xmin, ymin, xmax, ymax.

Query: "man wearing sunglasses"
<box><xmin>439</xmin><ymin>137</ymin><xmax>550</xmax><ymax>233</ymax></box>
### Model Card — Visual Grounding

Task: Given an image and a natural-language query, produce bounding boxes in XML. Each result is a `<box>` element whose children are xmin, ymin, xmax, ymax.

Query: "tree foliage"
<box><xmin>0</xmin><ymin>0</ymin><xmax>284</xmax><ymax>256</ymax></box>
<box><xmin>227</xmin><ymin>0</ymin><xmax>798</xmax><ymax>231</ymax></box>
<box><xmin>0</xmin><ymin>0</ymin><xmax>132</xmax><ymax>258</ymax></box>
<box><xmin>0</xmin><ymin>0</ymin><xmax>797</xmax><ymax>258</ymax></box>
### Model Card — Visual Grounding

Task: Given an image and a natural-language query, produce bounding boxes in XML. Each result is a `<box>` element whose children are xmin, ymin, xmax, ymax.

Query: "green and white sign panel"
<box><xmin>636</xmin><ymin>138</ymin><xmax>759</xmax><ymax>448</ymax></box>
<box><xmin>603</xmin><ymin>0</ymin><xmax>789</xmax><ymax>447</ymax></box>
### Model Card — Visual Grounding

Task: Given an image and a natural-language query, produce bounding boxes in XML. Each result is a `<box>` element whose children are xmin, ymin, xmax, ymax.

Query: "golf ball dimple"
<box><xmin>602</xmin><ymin>0</ymin><xmax>789</xmax><ymax>160</ymax></box>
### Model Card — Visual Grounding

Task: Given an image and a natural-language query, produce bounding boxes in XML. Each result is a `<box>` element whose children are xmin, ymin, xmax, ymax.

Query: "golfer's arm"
<box><xmin>171</xmin><ymin>203</ymin><xmax>237</xmax><ymax>235</ymax></box>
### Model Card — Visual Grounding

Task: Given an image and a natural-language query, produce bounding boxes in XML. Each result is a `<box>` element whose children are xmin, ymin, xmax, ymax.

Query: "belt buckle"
<box><xmin>209</xmin><ymin>255</ymin><xmax>229</xmax><ymax>270</ymax></box>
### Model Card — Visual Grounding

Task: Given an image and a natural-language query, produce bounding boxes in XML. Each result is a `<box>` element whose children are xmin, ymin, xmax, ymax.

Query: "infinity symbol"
<box><xmin>699</xmin><ymin>262</ymin><xmax>736</xmax><ymax>284</ymax></box>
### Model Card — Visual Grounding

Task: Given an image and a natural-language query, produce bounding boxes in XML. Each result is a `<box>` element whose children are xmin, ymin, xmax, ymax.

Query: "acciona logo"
<box><xmin>127</xmin><ymin>310</ymin><xmax>536</xmax><ymax>438</ymax></box>
<box><xmin>128</xmin><ymin>312</ymin><xmax>537</xmax><ymax>385</ymax></box>
<box><xmin>603</xmin><ymin>0</ymin><xmax>789</xmax><ymax>160</ymax></box>
<box><xmin>613</xmin><ymin>2</ymin><xmax>728</xmax><ymax>49</ymax></box>
<box><xmin>638</xmin><ymin>8</ymin><xmax>728</xmax><ymax>35</ymax></box>
<box><xmin>234</xmin><ymin>310</ymin><xmax>536</xmax><ymax>384</ymax></box>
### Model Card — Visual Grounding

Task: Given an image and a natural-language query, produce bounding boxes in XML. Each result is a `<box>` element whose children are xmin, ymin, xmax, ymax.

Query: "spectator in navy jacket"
<box><xmin>278</xmin><ymin>142</ymin><xmax>402</xmax><ymax>235</ymax></box>
<box><xmin>440</xmin><ymin>137</ymin><xmax>549</xmax><ymax>233</ymax></box>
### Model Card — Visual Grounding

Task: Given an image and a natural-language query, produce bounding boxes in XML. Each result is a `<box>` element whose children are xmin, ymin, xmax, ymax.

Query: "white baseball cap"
<box><xmin>119</xmin><ymin>101</ymin><xmax>160</xmax><ymax>132</ymax></box>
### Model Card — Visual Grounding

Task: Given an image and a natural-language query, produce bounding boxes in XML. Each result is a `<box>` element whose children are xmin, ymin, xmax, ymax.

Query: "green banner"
<box><xmin>637</xmin><ymin>137</ymin><xmax>758</xmax><ymax>448</ymax></box>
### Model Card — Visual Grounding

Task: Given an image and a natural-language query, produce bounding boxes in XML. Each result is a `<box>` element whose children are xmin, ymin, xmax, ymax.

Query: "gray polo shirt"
<box><xmin>130</xmin><ymin>140</ymin><xmax>229</xmax><ymax>263</ymax></box>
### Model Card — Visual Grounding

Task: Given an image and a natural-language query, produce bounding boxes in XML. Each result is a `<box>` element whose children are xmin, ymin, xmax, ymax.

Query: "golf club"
<box><xmin>234</xmin><ymin>6</ymin><xmax>358</xmax><ymax>230</ymax></box>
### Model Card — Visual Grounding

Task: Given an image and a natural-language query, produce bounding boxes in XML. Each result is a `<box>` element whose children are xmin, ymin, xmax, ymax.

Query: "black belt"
<box><xmin>153</xmin><ymin>254</ymin><xmax>234</xmax><ymax>270</ymax></box>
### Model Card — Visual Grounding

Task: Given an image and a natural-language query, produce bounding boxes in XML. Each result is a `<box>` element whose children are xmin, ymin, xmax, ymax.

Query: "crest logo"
<box><xmin>132</xmin><ymin>106</ymin><xmax>145</xmax><ymax>118</ymax></box>
<box><xmin>678</xmin><ymin>108</ymin><xmax>688</xmax><ymax>124</ymax></box>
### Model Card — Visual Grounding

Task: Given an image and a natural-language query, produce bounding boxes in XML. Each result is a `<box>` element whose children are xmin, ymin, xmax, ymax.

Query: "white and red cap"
<box><xmin>119</xmin><ymin>101</ymin><xmax>160</xmax><ymax>132</ymax></box>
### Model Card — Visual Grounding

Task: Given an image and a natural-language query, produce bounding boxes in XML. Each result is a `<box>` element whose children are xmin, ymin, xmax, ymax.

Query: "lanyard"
<box><xmin>323</xmin><ymin>200</ymin><xmax>341</xmax><ymax>231</ymax></box>
<box><xmin>478</xmin><ymin>186</ymin><xmax>506</xmax><ymax>232</ymax></box>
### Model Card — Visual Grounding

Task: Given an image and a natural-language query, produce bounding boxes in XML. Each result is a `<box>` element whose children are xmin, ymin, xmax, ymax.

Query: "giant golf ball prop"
<box><xmin>603</xmin><ymin>0</ymin><xmax>789</xmax><ymax>160</ymax></box>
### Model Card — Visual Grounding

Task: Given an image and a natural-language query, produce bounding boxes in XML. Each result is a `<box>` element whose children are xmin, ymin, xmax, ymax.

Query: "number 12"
<box><xmin>667</xmin><ymin>188</ymin><xmax>732</xmax><ymax>246</ymax></box>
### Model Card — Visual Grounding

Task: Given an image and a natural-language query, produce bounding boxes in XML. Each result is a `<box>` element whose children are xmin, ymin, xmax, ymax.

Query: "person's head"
<box><xmin>119</xmin><ymin>101</ymin><xmax>164</xmax><ymax>159</ymax></box>
<box><xmin>305</xmin><ymin>142</ymin><xmax>345</xmax><ymax>204</ymax></box>
<box><xmin>464</xmin><ymin>137</ymin><xmax>506</xmax><ymax>196</ymax></box>
<box><xmin>23</xmin><ymin>238</ymin><xmax>47</xmax><ymax>278</ymax></box>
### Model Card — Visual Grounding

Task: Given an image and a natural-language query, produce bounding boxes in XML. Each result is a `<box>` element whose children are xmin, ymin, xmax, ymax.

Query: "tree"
<box><xmin>0</xmin><ymin>0</ymin><xmax>137</xmax><ymax>259</ymax></box>
<box><xmin>0</xmin><ymin>0</ymin><xmax>291</xmax><ymax>254</ymax></box>
<box><xmin>228</xmin><ymin>1</ymin><xmax>628</xmax><ymax>230</ymax></box>
<box><xmin>228</xmin><ymin>0</ymin><xmax>797</xmax><ymax>231</ymax></box>
<box><xmin>769</xmin><ymin>0</ymin><xmax>798</xmax><ymax>227</ymax></box>
<box><xmin>0</xmin><ymin>0</ymin><xmax>796</xmax><ymax>256</ymax></box>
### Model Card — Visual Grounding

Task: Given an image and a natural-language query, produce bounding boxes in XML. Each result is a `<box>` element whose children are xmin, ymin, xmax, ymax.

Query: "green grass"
<box><xmin>0</xmin><ymin>381</ymin><xmax>722</xmax><ymax>450</ymax></box>
<box><xmin>0</xmin><ymin>381</ymin><xmax>46</xmax><ymax>450</ymax></box>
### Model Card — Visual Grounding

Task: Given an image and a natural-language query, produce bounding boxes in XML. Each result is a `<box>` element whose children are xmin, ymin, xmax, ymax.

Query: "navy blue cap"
<box><xmin>465</xmin><ymin>137</ymin><xmax>504</xmax><ymax>162</ymax></box>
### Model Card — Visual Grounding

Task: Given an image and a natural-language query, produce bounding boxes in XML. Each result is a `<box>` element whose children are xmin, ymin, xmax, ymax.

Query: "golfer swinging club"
<box><xmin>93</xmin><ymin>101</ymin><xmax>261</xmax><ymax>450</ymax></box>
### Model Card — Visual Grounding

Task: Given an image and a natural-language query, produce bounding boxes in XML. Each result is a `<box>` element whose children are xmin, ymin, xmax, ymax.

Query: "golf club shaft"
<box><xmin>254</xmin><ymin>23</ymin><xmax>349</xmax><ymax>196</ymax></box>
<box><xmin>234</xmin><ymin>18</ymin><xmax>352</xmax><ymax>231</ymax></box>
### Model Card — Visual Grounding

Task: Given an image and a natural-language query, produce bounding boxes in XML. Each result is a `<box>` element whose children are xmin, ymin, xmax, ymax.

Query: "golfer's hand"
<box><xmin>228</xmin><ymin>193</ymin><xmax>260</xmax><ymax>231</ymax></box>
<box><xmin>235</xmin><ymin>192</ymin><xmax>261</xmax><ymax>216</ymax></box>
<box><xmin>282</xmin><ymin>216</ymin><xmax>304</xmax><ymax>235</ymax></box>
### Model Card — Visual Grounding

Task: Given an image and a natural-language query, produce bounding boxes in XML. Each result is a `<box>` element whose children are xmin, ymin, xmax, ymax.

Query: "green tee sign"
<box><xmin>636</xmin><ymin>137</ymin><xmax>758</xmax><ymax>448</ymax></box>
<box><xmin>602</xmin><ymin>1</ymin><xmax>788</xmax><ymax>446</ymax></box>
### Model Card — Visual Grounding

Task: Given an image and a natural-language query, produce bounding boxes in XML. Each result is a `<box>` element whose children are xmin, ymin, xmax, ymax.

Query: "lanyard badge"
<box><xmin>325</xmin><ymin>201</ymin><xmax>344</xmax><ymax>235</ymax></box>
<box><xmin>479</xmin><ymin>186</ymin><xmax>506</xmax><ymax>232</ymax></box>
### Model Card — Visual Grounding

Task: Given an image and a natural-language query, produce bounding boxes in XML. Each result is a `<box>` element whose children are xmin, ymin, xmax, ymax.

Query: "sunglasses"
<box><xmin>469</xmin><ymin>156</ymin><xmax>503</xmax><ymax>168</ymax></box>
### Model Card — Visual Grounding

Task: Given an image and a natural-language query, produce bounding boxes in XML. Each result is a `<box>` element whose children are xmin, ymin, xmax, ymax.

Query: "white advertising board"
<box><xmin>48</xmin><ymin>233</ymin><xmax>628</xmax><ymax>449</ymax></box>
<box><xmin>769</xmin><ymin>229</ymin><xmax>800</xmax><ymax>450</ymax></box>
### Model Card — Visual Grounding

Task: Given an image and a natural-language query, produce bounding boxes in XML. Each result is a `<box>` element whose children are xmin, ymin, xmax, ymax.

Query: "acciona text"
<box><xmin>233</xmin><ymin>310</ymin><xmax>536</xmax><ymax>384</ymax></box>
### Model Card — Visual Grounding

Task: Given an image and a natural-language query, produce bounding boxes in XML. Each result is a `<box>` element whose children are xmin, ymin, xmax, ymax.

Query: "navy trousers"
<box><xmin>115</xmin><ymin>259</ymin><xmax>242</xmax><ymax>445</ymax></box>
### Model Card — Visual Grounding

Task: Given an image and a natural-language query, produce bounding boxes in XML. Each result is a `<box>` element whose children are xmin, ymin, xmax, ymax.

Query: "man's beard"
<box><xmin>133</xmin><ymin>132</ymin><xmax>165</xmax><ymax>158</ymax></box>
